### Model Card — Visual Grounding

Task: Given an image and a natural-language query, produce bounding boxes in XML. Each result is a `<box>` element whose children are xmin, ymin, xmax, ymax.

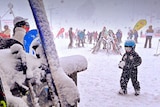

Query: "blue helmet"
<box><xmin>124</xmin><ymin>39</ymin><xmax>136</xmax><ymax>48</ymax></box>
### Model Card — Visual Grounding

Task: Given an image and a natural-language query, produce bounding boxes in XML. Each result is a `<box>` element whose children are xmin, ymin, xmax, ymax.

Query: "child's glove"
<box><xmin>118</xmin><ymin>61</ymin><xmax>125</xmax><ymax>69</ymax></box>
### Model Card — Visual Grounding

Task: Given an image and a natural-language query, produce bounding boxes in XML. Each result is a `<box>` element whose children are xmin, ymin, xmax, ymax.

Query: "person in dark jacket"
<box><xmin>116</xmin><ymin>29</ymin><xmax>122</xmax><ymax>44</ymax></box>
<box><xmin>118</xmin><ymin>39</ymin><xmax>142</xmax><ymax>96</ymax></box>
<box><xmin>68</xmin><ymin>27</ymin><xmax>73</xmax><ymax>49</ymax></box>
<box><xmin>133</xmin><ymin>29</ymin><xmax>138</xmax><ymax>43</ymax></box>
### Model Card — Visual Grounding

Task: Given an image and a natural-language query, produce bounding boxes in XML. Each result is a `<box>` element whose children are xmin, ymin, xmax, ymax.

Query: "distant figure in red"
<box><xmin>68</xmin><ymin>27</ymin><xmax>73</xmax><ymax>49</ymax></box>
<box><xmin>0</xmin><ymin>25</ymin><xmax>11</xmax><ymax>38</ymax></box>
<box><xmin>25</xmin><ymin>22</ymin><xmax>30</xmax><ymax>33</ymax></box>
<box><xmin>56</xmin><ymin>28</ymin><xmax>65</xmax><ymax>38</ymax></box>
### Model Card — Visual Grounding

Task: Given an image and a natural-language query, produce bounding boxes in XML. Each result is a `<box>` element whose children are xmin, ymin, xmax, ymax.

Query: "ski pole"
<box><xmin>155</xmin><ymin>39</ymin><xmax>160</xmax><ymax>55</ymax></box>
<box><xmin>0</xmin><ymin>78</ymin><xmax>7</xmax><ymax>107</ymax></box>
<box><xmin>27</xmin><ymin>80</ymin><xmax>40</xmax><ymax>107</ymax></box>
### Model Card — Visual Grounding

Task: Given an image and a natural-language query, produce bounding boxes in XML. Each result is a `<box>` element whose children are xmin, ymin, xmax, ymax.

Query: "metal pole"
<box><xmin>8</xmin><ymin>3</ymin><xmax>15</xmax><ymax>18</ymax></box>
<box><xmin>0</xmin><ymin>3</ymin><xmax>14</xmax><ymax>32</ymax></box>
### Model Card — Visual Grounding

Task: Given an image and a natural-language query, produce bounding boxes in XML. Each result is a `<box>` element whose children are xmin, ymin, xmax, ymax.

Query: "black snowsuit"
<box><xmin>120</xmin><ymin>50</ymin><xmax>142</xmax><ymax>91</ymax></box>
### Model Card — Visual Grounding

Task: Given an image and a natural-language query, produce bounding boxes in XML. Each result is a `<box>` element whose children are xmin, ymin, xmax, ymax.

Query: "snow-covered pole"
<box><xmin>27</xmin><ymin>80</ymin><xmax>40</xmax><ymax>107</ymax></box>
<box><xmin>28</xmin><ymin>0</ymin><xmax>60</xmax><ymax>72</ymax></box>
<box><xmin>28</xmin><ymin>0</ymin><xmax>60</xmax><ymax>105</ymax></box>
<box><xmin>28</xmin><ymin>0</ymin><xmax>80</xmax><ymax>106</ymax></box>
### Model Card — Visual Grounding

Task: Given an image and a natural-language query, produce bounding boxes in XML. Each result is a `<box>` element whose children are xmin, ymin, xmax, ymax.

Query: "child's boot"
<box><xmin>135</xmin><ymin>89</ymin><xmax>140</xmax><ymax>96</ymax></box>
<box><xmin>119</xmin><ymin>89</ymin><xmax>127</xmax><ymax>95</ymax></box>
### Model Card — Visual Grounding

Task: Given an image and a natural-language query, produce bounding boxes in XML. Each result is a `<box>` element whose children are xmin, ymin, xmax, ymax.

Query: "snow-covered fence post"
<box><xmin>68</xmin><ymin>72</ymin><xmax>77</xmax><ymax>85</ymax></box>
<box><xmin>28</xmin><ymin>0</ymin><xmax>80</xmax><ymax>106</ymax></box>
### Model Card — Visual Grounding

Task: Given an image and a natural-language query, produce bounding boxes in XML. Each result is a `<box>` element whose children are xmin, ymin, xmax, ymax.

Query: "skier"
<box><xmin>100</xmin><ymin>26</ymin><xmax>108</xmax><ymax>49</ymax></box>
<box><xmin>116</xmin><ymin>29</ymin><xmax>122</xmax><ymax>44</ymax></box>
<box><xmin>91</xmin><ymin>26</ymin><xmax>108</xmax><ymax>53</ymax></box>
<box><xmin>68</xmin><ymin>27</ymin><xmax>73</xmax><ymax>49</ymax></box>
<box><xmin>118</xmin><ymin>39</ymin><xmax>142</xmax><ymax>96</ymax></box>
<box><xmin>144</xmin><ymin>25</ymin><xmax>154</xmax><ymax>48</ymax></box>
<box><xmin>127</xmin><ymin>29</ymin><xmax>133</xmax><ymax>39</ymax></box>
<box><xmin>77</xmin><ymin>29</ymin><xmax>86</xmax><ymax>47</ymax></box>
<box><xmin>12</xmin><ymin>16</ymin><xmax>28</xmax><ymax>46</ymax></box>
<box><xmin>133</xmin><ymin>29</ymin><xmax>138</xmax><ymax>43</ymax></box>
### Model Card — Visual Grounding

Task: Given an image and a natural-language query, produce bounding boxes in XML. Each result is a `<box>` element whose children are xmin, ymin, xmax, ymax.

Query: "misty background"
<box><xmin>0</xmin><ymin>0</ymin><xmax>160</xmax><ymax>35</ymax></box>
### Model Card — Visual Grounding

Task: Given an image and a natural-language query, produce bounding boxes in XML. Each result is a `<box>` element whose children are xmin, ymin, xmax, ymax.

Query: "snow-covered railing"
<box><xmin>60</xmin><ymin>55</ymin><xmax>87</xmax><ymax>86</ymax></box>
<box><xmin>59</xmin><ymin>55</ymin><xmax>88</xmax><ymax>75</ymax></box>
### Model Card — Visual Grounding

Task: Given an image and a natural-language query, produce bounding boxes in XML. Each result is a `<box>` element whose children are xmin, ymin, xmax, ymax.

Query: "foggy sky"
<box><xmin>0</xmin><ymin>0</ymin><xmax>160</xmax><ymax>32</ymax></box>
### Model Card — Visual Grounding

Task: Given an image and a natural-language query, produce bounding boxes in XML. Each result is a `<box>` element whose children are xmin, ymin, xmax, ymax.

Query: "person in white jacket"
<box><xmin>144</xmin><ymin>25</ymin><xmax>154</xmax><ymax>48</ymax></box>
<box><xmin>12</xmin><ymin>16</ymin><xmax>28</xmax><ymax>45</ymax></box>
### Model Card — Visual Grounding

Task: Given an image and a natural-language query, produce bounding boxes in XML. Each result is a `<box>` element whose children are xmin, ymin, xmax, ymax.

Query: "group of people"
<box><xmin>127</xmin><ymin>25</ymin><xmax>154</xmax><ymax>48</ymax></box>
<box><xmin>67</xmin><ymin>26</ymin><xmax>123</xmax><ymax>55</ymax></box>
<box><xmin>90</xmin><ymin>26</ymin><xmax>123</xmax><ymax>54</ymax></box>
<box><xmin>67</xmin><ymin>25</ymin><xmax>155</xmax><ymax>96</ymax></box>
<box><xmin>127</xmin><ymin>29</ymin><xmax>139</xmax><ymax>43</ymax></box>
<box><xmin>0</xmin><ymin>15</ymin><xmax>155</xmax><ymax>100</ymax></box>
<box><xmin>68</xmin><ymin>26</ymin><xmax>142</xmax><ymax>96</ymax></box>
<box><xmin>68</xmin><ymin>27</ymin><xmax>87</xmax><ymax>48</ymax></box>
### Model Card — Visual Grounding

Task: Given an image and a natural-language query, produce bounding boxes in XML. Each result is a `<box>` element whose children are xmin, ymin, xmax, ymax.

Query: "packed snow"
<box><xmin>1</xmin><ymin>35</ymin><xmax>160</xmax><ymax>107</ymax></box>
<box><xmin>54</xmin><ymin>37</ymin><xmax>160</xmax><ymax>107</ymax></box>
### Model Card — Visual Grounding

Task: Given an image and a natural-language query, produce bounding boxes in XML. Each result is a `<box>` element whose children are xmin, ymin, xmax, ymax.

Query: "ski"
<box><xmin>0</xmin><ymin>77</ymin><xmax>7</xmax><ymax>107</ymax></box>
<box><xmin>154</xmin><ymin>39</ymin><xmax>160</xmax><ymax>56</ymax></box>
<box><xmin>154</xmin><ymin>53</ymin><xmax>160</xmax><ymax>56</ymax></box>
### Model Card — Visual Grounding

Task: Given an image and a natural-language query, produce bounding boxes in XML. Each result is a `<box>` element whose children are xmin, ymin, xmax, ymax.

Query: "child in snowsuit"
<box><xmin>118</xmin><ymin>39</ymin><xmax>142</xmax><ymax>96</ymax></box>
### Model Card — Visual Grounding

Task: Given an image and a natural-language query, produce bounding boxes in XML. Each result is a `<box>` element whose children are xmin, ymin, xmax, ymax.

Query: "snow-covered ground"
<box><xmin>1</xmin><ymin>36</ymin><xmax>160</xmax><ymax>107</ymax></box>
<box><xmin>55</xmin><ymin>37</ymin><xmax>160</xmax><ymax>107</ymax></box>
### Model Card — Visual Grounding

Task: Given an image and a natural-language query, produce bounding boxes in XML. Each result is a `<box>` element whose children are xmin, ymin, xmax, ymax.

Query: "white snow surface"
<box><xmin>0</xmin><ymin>42</ymin><xmax>87</xmax><ymax>106</ymax></box>
<box><xmin>59</xmin><ymin>55</ymin><xmax>88</xmax><ymax>75</ymax></box>
<box><xmin>0</xmin><ymin>37</ymin><xmax>160</xmax><ymax>106</ymax></box>
<box><xmin>54</xmin><ymin>37</ymin><xmax>160</xmax><ymax>107</ymax></box>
